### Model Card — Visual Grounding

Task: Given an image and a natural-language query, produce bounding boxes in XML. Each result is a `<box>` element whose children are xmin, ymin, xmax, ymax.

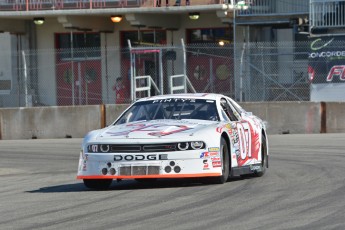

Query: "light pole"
<box><xmin>99</xmin><ymin>30</ymin><xmax>113</xmax><ymax>104</ymax></box>
<box><xmin>230</xmin><ymin>0</ymin><xmax>248</xmax><ymax>102</ymax></box>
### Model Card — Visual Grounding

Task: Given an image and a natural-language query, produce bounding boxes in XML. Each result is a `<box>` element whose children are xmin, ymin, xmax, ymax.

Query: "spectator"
<box><xmin>156</xmin><ymin>0</ymin><xmax>169</xmax><ymax>7</ymax></box>
<box><xmin>113</xmin><ymin>77</ymin><xmax>126</xmax><ymax>104</ymax></box>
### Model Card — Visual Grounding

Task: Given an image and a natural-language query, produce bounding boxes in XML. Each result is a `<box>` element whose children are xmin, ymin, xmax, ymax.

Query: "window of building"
<box><xmin>121</xmin><ymin>30</ymin><xmax>167</xmax><ymax>47</ymax></box>
<box><xmin>55</xmin><ymin>32</ymin><xmax>101</xmax><ymax>60</ymax></box>
<box><xmin>186</xmin><ymin>28</ymin><xmax>232</xmax><ymax>44</ymax></box>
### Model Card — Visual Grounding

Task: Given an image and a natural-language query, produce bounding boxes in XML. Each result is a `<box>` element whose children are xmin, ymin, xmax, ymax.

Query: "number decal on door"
<box><xmin>237</xmin><ymin>122</ymin><xmax>251</xmax><ymax>160</ymax></box>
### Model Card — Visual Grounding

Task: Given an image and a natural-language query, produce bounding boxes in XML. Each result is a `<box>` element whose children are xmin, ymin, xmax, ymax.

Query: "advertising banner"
<box><xmin>308</xmin><ymin>36</ymin><xmax>345</xmax><ymax>101</ymax></box>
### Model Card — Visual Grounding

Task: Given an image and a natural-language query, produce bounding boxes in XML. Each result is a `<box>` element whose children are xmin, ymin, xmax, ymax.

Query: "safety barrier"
<box><xmin>0</xmin><ymin>102</ymin><xmax>344</xmax><ymax>139</ymax></box>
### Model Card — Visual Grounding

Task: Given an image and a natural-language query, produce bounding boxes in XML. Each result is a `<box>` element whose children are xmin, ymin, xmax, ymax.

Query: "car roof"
<box><xmin>136</xmin><ymin>93</ymin><xmax>225</xmax><ymax>102</ymax></box>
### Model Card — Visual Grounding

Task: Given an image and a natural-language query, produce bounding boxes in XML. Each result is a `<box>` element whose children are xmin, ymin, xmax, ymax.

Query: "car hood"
<box><xmin>94</xmin><ymin>120</ymin><xmax>218</xmax><ymax>140</ymax></box>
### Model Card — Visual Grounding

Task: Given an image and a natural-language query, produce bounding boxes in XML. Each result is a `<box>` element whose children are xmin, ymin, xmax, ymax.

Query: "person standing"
<box><xmin>156</xmin><ymin>0</ymin><xmax>169</xmax><ymax>7</ymax></box>
<box><xmin>113</xmin><ymin>77</ymin><xmax>126</xmax><ymax>104</ymax></box>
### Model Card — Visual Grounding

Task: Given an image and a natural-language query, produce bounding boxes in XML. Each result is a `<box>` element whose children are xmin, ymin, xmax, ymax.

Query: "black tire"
<box><xmin>255</xmin><ymin>135</ymin><xmax>268</xmax><ymax>177</ymax></box>
<box><xmin>83</xmin><ymin>179</ymin><xmax>113</xmax><ymax>190</ymax></box>
<box><xmin>210</xmin><ymin>137</ymin><xmax>230</xmax><ymax>184</ymax></box>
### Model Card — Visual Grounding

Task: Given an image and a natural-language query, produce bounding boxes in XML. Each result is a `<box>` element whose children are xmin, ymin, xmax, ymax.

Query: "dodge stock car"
<box><xmin>77</xmin><ymin>93</ymin><xmax>269</xmax><ymax>189</ymax></box>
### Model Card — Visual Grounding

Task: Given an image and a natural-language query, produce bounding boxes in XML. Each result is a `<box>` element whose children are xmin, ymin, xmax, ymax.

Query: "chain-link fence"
<box><xmin>1</xmin><ymin>39</ymin><xmax>345</xmax><ymax>107</ymax></box>
<box><xmin>235</xmin><ymin>41</ymin><xmax>310</xmax><ymax>102</ymax></box>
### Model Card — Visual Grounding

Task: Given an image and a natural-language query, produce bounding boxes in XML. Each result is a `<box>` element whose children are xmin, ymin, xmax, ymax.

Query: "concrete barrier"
<box><xmin>325</xmin><ymin>102</ymin><xmax>345</xmax><ymax>133</ymax></box>
<box><xmin>0</xmin><ymin>102</ymin><xmax>343</xmax><ymax>140</ymax></box>
<box><xmin>0</xmin><ymin>105</ymin><xmax>102</xmax><ymax>140</ymax></box>
<box><xmin>105</xmin><ymin>104</ymin><xmax>130</xmax><ymax>126</ymax></box>
<box><xmin>240</xmin><ymin>102</ymin><xmax>322</xmax><ymax>134</ymax></box>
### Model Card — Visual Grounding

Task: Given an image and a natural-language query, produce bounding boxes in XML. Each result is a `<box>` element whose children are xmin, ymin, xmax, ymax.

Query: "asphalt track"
<box><xmin>0</xmin><ymin>134</ymin><xmax>344</xmax><ymax>230</ymax></box>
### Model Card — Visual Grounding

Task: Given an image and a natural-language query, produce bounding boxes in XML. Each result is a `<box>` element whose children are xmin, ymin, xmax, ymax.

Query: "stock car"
<box><xmin>77</xmin><ymin>93</ymin><xmax>269</xmax><ymax>189</ymax></box>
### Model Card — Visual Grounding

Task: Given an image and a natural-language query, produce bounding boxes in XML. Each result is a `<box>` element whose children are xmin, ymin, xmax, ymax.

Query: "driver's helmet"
<box><xmin>220</xmin><ymin>98</ymin><xmax>228</xmax><ymax>111</ymax></box>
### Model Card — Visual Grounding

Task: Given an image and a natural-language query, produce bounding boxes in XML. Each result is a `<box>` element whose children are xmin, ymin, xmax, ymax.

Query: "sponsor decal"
<box><xmin>152</xmin><ymin>98</ymin><xmax>196</xmax><ymax>103</ymax></box>
<box><xmin>208</xmin><ymin>147</ymin><xmax>219</xmax><ymax>152</ymax></box>
<box><xmin>326</xmin><ymin>65</ymin><xmax>345</xmax><ymax>82</ymax></box>
<box><xmin>107</xmin><ymin>123</ymin><xmax>192</xmax><ymax>137</ymax></box>
<box><xmin>203</xmin><ymin>159</ymin><xmax>209</xmax><ymax>170</ymax></box>
<box><xmin>91</xmin><ymin>145</ymin><xmax>98</xmax><ymax>152</ymax></box>
<box><xmin>211</xmin><ymin>157</ymin><xmax>221</xmax><ymax>162</ymax></box>
<box><xmin>225</xmin><ymin>124</ymin><xmax>232</xmax><ymax>129</ymax></box>
<box><xmin>216</xmin><ymin>123</ymin><xmax>236</xmax><ymax>133</ymax></box>
<box><xmin>231</xmin><ymin>129</ymin><xmax>239</xmax><ymax>144</ymax></box>
<box><xmin>216</xmin><ymin>126</ymin><xmax>223</xmax><ymax>133</ymax></box>
<box><xmin>308</xmin><ymin>36</ymin><xmax>345</xmax><ymax>86</ymax></box>
<box><xmin>250</xmin><ymin>165</ymin><xmax>261</xmax><ymax>171</ymax></box>
<box><xmin>212</xmin><ymin>161</ymin><xmax>221</xmax><ymax>168</ymax></box>
<box><xmin>310</xmin><ymin>38</ymin><xmax>334</xmax><ymax>51</ymax></box>
<box><xmin>235</xmin><ymin>149</ymin><xmax>240</xmax><ymax>157</ymax></box>
<box><xmin>82</xmin><ymin>161</ymin><xmax>87</xmax><ymax>171</ymax></box>
<box><xmin>113</xmin><ymin>154</ymin><xmax>168</xmax><ymax>161</ymax></box>
<box><xmin>200</xmin><ymin>152</ymin><xmax>219</xmax><ymax>159</ymax></box>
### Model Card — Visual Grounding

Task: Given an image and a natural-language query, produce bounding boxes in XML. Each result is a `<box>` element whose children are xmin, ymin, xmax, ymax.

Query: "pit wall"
<box><xmin>0</xmin><ymin>102</ymin><xmax>343</xmax><ymax>140</ymax></box>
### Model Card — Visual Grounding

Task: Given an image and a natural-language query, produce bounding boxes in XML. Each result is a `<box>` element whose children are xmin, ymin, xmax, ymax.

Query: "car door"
<box><xmin>221</xmin><ymin>97</ymin><xmax>260</xmax><ymax>167</ymax></box>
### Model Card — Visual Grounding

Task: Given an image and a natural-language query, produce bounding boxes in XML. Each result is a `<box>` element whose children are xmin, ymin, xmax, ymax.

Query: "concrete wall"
<box><xmin>0</xmin><ymin>105</ymin><xmax>102</xmax><ymax>140</ymax></box>
<box><xmin>0</xmin><ymin>102</ymin><xmax>344</xmax><ymax>140</ymax></box>
<box><xmin>240</xmin><ymin>102</ymin><xmax>322</xmax><ymax>135</ymax></box>
<box><xmin>325</xmin><ymin>102</ymin><xmax>345</xmax><ymax>133</ymax></box>
<box><xmin>105</xmin><ymin>104</ymin><xmax>130</xmax><ymax>126</ymax></box>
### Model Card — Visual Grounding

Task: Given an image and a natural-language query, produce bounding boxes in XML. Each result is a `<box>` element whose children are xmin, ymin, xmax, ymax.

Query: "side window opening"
<box><xmin>220</xmin><ymin>98</ymin><xmax>238</xmax><ymax>121</ymax></box>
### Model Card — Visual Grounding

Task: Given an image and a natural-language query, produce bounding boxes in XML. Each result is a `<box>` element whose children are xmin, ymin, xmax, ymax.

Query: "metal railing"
<box><xmin>237</xmin><ymin>0</ymin><xmax>309</xmax><ymax>16</ymax></box>
<box><xmin>310</xmin><ymin>0</ymin><xmax>345</xmax><ymax>29</ymax></box>
<box><xmin>0</xmin><ymin>0</ymin><xmax>221</xmax><ymax>11</ymax></box>
<box><xmin>134</xmin><ymin>75</ymin><xmax>160</xmax><ymax>100</ymax></box>
<box><xmin>169</xmin><ymin>74</ymin><xmax>196</xmax><ymax>94</ymax></box>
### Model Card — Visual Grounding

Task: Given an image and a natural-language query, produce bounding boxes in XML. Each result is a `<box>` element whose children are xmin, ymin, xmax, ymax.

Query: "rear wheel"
<box><xmin>83</xmin><ymin>179</ymin><xmax>113</xmax><ymax>190</ymax></box>
<box><xmin>210</xmin><ymin>137</ymin><xmax>230</xmax><ymax>184</ymax></box>
<box><xmin>255</xmin><ymin>135</ymin><xmax>268</xmax><ymax>177</ymax></box>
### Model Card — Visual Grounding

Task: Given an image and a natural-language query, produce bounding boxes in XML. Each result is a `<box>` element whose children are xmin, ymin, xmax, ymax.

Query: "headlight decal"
<box><xmin>191</xmin><ymin>141</ymin><xmax>204</xmax><ymax>150</ymax></box>
<box><xmin>100</xmin><ymin>144</ymin><xmax>110</xmax><ymax>153</ymax></box>
<box><xmin>177</xmin><ymin>142</ymin><xmax>189</xmax><ymax>150</ymax></box>
<box><xmin>86</xmin><ymin>141</ymin><xmax>206</xmax><ymax>153</ymax></box>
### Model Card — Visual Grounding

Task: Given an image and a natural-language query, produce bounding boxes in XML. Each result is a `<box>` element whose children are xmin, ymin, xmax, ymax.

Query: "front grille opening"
<box><xmin>119</xmin><ymin>166</ymin><xmax>160</xmax><ymax>176</ymax></box>
<box><xmin>111</xmin><ymin>145</ymin><xmax>141</xmax><ymax>152</ymax></box>
<box><xmin>143</xmin><ymin>144</ymin><xmax>176</xmax><ymax>152</ymax></box>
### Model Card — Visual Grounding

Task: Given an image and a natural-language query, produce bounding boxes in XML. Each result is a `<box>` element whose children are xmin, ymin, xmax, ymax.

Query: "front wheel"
<box><xmin>255</xmin><ymin>135</ymin><xmax>268</xmax><ymax>177</ymax></box>
<box><xmin>83</xmin><ymin>179</ymin><xmax>113</xmax><ymax>190</ymax></box>
<box><xmin>210</xmin><ymin>137</ymin><xmax>230</xmax><ymax>184</ymax></box>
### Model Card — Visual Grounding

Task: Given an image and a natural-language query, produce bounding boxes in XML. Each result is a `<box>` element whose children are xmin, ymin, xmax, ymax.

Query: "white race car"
<box><xmin>77</xmin><ymin>93</ymin><xmax>269</xmax><ymax>189</ymax></box>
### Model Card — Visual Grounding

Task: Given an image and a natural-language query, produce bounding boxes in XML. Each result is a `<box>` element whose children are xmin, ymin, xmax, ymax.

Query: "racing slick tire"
<box><xmin>255</xmin><ymin>135</ymin><xmax>268</xmax><ymax>177</ymax></box>
<box><xmin>205</xmin><ymin>137</ymin><xmax>230</xmax><ymax>184</ymax></box>
<box><xmin>83</xmin><ymin>179</ymin><xmax>113</xmax><ymax>190</ymax></box>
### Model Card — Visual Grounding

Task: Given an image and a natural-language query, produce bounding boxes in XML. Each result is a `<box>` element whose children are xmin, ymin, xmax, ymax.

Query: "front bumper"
<box><xmin>77</xmin><ymin>150</ymin><xmax>222</xmax><ymax>180</ymax></box>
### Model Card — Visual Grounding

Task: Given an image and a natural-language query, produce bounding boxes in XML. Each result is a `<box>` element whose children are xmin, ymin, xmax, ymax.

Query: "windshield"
<box><xmin>115</xmin><ymin>98</ymin><xmax>219</xmax><ymax>125</ymax></box>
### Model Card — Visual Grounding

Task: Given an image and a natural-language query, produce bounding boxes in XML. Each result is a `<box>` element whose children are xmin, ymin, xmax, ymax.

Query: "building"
<box><xmin>0</xmin><ymin>0</ymin><xmax>344</xmax><ymax>107</ymax></box>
